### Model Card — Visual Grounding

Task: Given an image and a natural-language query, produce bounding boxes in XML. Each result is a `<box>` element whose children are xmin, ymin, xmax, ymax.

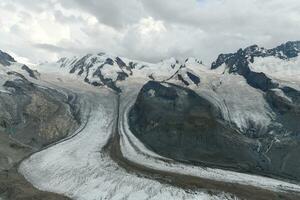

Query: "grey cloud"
<box><xmin>33</xmin><ymin>43</ymin><xmax>97</xmax><ymax>56</ymax></box>
<box><xmin>33</xmin><ymin>43</ymin><xmax>67</xmax><ymax>53</ymax></box>
<box><xmin>0</xmin><ymin>0</ymin><xmax>299</xmax><ymax>64</ymax></box>
<box><xmin>54</xmin><ymin>10</ymin><xmax>84</xmax><ymax>24</ymax></box>
<box><xmin>60</xmin><ymin>0</ymin><xmax>144</xmax><ymax>29</ymax></box>
<box><xmin>8</xmin><ymin>0</ymin><xmax>55</xmax><ymax>12</ymax></box>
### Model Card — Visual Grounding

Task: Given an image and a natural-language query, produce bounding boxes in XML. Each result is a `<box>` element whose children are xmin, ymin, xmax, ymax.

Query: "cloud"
<box><xmin>59</xmin><ymin>0</ymin><xmax>144</xmax><ymax>29</ymax></box>
<box><xmin>119</xmin><ymin>17</ymin><xmax>206</xmax><ymax>62</ymax></box>
<box><xmin>0</xmin><ymin>0</ymin><xmax>299</xmax><ymax>65</ymax></box>
<box><xmin>33</xmin><ymin>43</ymin><xmax>67</xmax><ymax>53</ymax></box>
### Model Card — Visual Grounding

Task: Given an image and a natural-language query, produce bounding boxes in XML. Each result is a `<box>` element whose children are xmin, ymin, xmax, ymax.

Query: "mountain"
<box><xmin>129</xmin><ymin>41</ymin><xmax>300</xmax><ymax>183</ymax></box>
<box><xmin>37</xmin><ymin>53</ymin><xmax>203</xmax><ymax>92</ymax></box>
<box><xmin>212</xmin><ymin>41</ymin><xmax>300</xmax><ymax>70</ymax></box>
<box><xmin>0</xmin><ymin>51</ymin><xmax>79</xmax><ymax>199</ymax></box>
<box><xmin>1</xmin><ymin>42</ymin><xmax>300</xmax><ymax>200</ymax></box>
<box><xmin>211</xmin><ymin>41</ymin><xmax>300</xmax><ymax>91</ymax></box>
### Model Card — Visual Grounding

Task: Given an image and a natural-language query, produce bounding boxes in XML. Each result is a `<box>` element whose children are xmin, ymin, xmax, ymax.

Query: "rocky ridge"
<box><xmin>129</xmin><ymin>41</ymin><xmax>300</xmax><ymax>182</ymax></box>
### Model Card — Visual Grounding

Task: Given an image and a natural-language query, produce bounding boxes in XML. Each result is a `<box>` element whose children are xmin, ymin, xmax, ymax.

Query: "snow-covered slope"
<box><xmin>210</xmin><ymin>41</ymin><xmax>300</xmax><ymax>131</ymax></box>
<box><xmin>249</xmin><ymin>55</ymin><xmax>300</xmax><ymax>83</ymax></box>
<box><xmin>211</xmin><ymin>40</ymin><xmax>300</xmax><ymax>84</ymax></box>
<box><xmin>0</xmin><ymin>53</ymin><xmax>39</xmax><ymax>93</ymax></box>
<box><xmin>34</xmin><ymin>53</ymin><xmax>204</xmax><ymax>92</ymax></box>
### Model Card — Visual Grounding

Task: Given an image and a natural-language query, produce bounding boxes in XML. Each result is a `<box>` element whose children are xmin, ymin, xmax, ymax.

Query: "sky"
<box><xmin>0</xmin><ymin>0</ymin><xmax>300</xmax><ymax>65</ymax></box>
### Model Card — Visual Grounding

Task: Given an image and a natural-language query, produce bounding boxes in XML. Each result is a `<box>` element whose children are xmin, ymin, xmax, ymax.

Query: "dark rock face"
<box><xmin>212</xmin><ymin>41</ymin><xmax>300</xmax><ymax>70</ymax></box>
<box><xmin>0</xmin><ymin>71</ymin><xmax>77</xmax><ymax>200</ymax></box>
<box><xmin>62</xmin><ymin>54</ymin><xmax>133</xmax><ymax>93</ymax></box>
<box><xmin>266</xmin><ymin>87</ymin><xmax>300</xmax><ymax>134</ymax></box>
<box><xmin>92</xmin><ymin>67</ymin><xmax>122</xmax><ymax>93</ymax></box>
<box><xmin>211</xmin><ymin>41</ymin><xmax>300</xmax><ymax>92</ymax></box>
<box><xmin>0</xmin><ymin>50</ymin><xmax>16</xmax><ymax>66</ymax></box>
<box><xmin>273</xmin><ymin>41</ymin><xmax>300</xmax><ymax>59</ymax></box>
<box><xmin>69</xmin><ymin>54</ymin><xmax>93</xmax><ymax>74</ymax></box>
<box><xmin>187</xmin><ymin>72</ymin><xmax>200</xmax><ymax>85</ymax></box>
<box><xmin>0</xmin><ymin>166</ymin><xmax>71</xmax><ymax>200</ymax></box>
<box><xmin>0</xmin><ymin>77</ymin><xmax>79</xmax><ymax>148</ymax></box>
<box><xmin>210</xmin><ymin>41</ymin><xmax>300</xmax><ymax>138</ymax></box>
<box><xmin>0</xmin><ymin>75</ymin><xmax>78</xmax><ymax>199</ymax></box>
<box><xmin>210</xmin><ymin>42</ymin><xmax>300</xmax><ymax>128</ymax></box>
<box><xmin>212</xmin><ymin>47</ymin><xmax>279</xmax><ymax>92</ymax></box>
<box><xmin>177</xmin><ymin>74</ymin><xmax>190</xmax><ymax>86</ymax></box>
<box><xmin>21</xmin><ymin>65</ymin><xmax>39</xmax><ymax>79</ymax></box>
<box><xmin>115</xmin><ymin>57</ymin><xmax>133</xmax><ymax>75</ymax></box>
<box><xmin>208</xmin><ymin>41</ymin><xmax>300</xmax><ymax>181</ymax></box>
<box><xmin>129</xmin><ymin>81</ymin><xmax>300</xmax><ymax>182</ymax></box>
<box><xmin>128</xmin><ymin>61</ymin><xmax>138</xmax><ymax>69</ymax></box>
<box><xmin>129</xmin><ymin>81</ymin><xmax>262</xmax><ymax>170</ymax></box>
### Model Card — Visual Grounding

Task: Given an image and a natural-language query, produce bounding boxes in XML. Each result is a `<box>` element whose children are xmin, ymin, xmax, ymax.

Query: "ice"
<box><xmin>19</xmin><ymin>77</ymin><xmax>232</xmax><ymax>200</ymax></box>
<box><xmin>13</xmin><ymin>53</ymin><xmax>300</xmax><ymax>200</ymax></box>
<box><xmin>118</xmin><ymin>82</ymin><xmax>300</xmax><ymax>194</ymax></box>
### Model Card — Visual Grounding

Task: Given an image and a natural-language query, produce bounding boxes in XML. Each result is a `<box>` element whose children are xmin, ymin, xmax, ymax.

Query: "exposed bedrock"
<box><xmin>0</xmin><ymin>76</ymin><xmax>78</xmax><ymax>199</ymax></box>
<box><xmin>266</xmin><ymin>87</ymin><xmax>300</xmax><ymax>134</ymax></box>
<box><xmin>0</xmin><ymin>50</ymin><xmax>16</xmax><ymax>66</ymax></box>
<box><xmin>0</xmin><ymin>77</ymin><xmax>80</xmax><ymax>150</ymax></box>
<box><xmin>129</xmin><ymin>81</ymin><xmax>300</xmax><ymax>182</ymax></box>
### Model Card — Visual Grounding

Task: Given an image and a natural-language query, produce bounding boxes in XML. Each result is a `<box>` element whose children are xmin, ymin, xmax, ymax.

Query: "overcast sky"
<box><xmin>0</xmin><ymin>0</ymin><xmax>300</xmax><ymax>65</ymax></box>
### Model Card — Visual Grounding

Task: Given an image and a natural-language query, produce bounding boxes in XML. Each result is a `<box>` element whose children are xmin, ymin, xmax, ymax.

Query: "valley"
<box><xmin>0</xmin><ymin>41</ymin><xmax>300</xmax><ymax>199</ymax></box>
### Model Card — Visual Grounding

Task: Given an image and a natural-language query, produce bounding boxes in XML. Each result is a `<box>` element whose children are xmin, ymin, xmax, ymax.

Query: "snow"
<box><xmin>101</xmin><ymin>63</ymin><xmax>123</xmax><ymax>81</ymax></box>
<box><xmin>213</xmin><ymin>74</ymin><xmax>274</xmax><ymax>132</ymax></box>
<box><xmin>10</xmin><ymin>53</ymin><xmax>300</xmax><ymax>200</ymax></box>
<box><xmin>168</xmin><ymin>62</ymin><xmax>273</xmax><ymax>133</ymax></box>
<box><xmin>19</xmin><ymin>77</ymin><xmax>233</xmax><ymax>200</ymax></box>
<box><xmin>249</xmin><ymin>56</ymin><xmax>300</xmax><ymax>83</ymax></box>
<box><xmin>36</xmin><ymin>53</ymin><xmax>184</xmax><ymax>85</ymax></box>
<box><xmin>0</xmin><ymin>62</ymin><xmax>33</xmax><ymax>93</ymax></box>
<box><xmin>118</xmin><ymin>83</ymin><xmax>300</xmax><ymax>194</ymax></box>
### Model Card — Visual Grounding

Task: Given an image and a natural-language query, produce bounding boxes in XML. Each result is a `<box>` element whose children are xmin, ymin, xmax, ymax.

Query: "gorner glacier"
<box><xmin>0</xmin><ymin>41</ymin><xmax>300</xmax><ymax>200</ymax></box>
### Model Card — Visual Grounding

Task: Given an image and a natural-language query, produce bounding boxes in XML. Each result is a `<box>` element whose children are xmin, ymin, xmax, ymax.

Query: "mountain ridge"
<box><xmin>1</xmin><ymin>40</ymin><xmax>300</xmax><ymax>199</ymax></box>
<box><xmin>211</xmin><ymin>40</ymin><xmax>300</xmax><ymax>70</ymax></box>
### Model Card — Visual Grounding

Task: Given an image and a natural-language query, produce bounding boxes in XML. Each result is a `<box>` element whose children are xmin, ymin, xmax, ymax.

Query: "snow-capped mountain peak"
<box><xmin>36</xmin><ymin>53</ymin><xmax>195</xmax><ymax>92</ymax></box>
<box><xmin>211</xmin><ymin>41</ymin><xmax>300</xmax><ymax>87</ymax></box>
<box><xmin>212</xmin><ymin>41</ymin><xmax>300</xmax><ymax>70</ymax></box>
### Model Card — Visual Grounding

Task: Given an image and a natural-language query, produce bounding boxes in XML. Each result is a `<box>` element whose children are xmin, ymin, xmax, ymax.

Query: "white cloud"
<box><xmin>0</xmin><ymin>0</ymin><xmax>299</xmax><ymax>65</ymax></box>
<box><xmin>137</xmin><ymin>17</ymin><xmax>166</xmax><ymax>36</ymax></box>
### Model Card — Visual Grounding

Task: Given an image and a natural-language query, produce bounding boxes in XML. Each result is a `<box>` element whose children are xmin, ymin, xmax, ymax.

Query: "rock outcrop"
<box><xmin>0</xmin><ymin>77</ymin><xmax>79</xmax><ymax>149</ymax></box>
<box><xmin>129</xmin><ymin>81</ymin><xmax>300</xmax><ymax>182</ymax></box>
<box><xmin>0</xmin><ymin>50</ymin><xmax>16</xmax><ymax>66</ymax></box>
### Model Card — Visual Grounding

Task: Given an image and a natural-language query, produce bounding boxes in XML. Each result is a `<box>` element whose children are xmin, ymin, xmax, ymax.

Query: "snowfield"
<box><xmin>250</xmin><ymin>56</ymin><xmax>300</xmax><ymax>83</ymax></box>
